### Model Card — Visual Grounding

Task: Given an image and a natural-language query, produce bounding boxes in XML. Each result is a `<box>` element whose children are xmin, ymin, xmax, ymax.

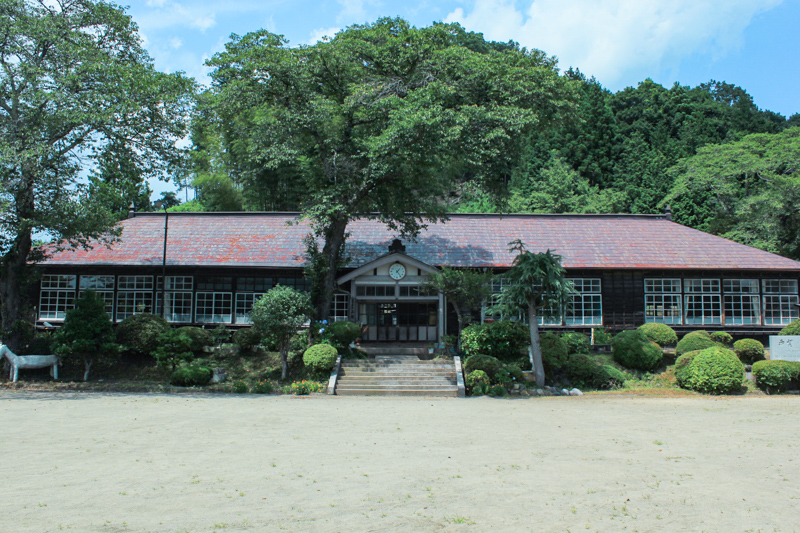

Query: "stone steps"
<box><xmin>334</xmin><ymin>356</ymin><xmax>459</xmax><ymax>397</ymax></box>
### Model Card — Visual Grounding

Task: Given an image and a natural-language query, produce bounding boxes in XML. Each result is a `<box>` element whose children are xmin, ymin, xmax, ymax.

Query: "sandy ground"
<box><xmin>1</xmin><ymin>392</ymin><xmax>799</xmax><ymax>533</ymax></box>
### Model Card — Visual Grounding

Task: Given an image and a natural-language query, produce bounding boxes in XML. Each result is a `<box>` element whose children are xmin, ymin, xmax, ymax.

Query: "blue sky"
<box><xmin>123</xmin><ymin>0</ymin><xmax>799</xmax><ymax>197</ymax></box>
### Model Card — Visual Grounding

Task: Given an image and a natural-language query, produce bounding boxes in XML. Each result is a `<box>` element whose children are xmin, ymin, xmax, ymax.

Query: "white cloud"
<box><xmin>308</xmin><ymin>26</ymin><xmax>342</xmax><ymax>44</ymax></box>
<box><xmin>169</xmin><ymin>37</ymin><xmax>183</xmax><ymax>49</ymax></box>
<box><xmin>338</xmin><ymin>0</ymin><xmax>367</xmax><ymax>22</ymax></box>
<box><xmin>445</xmin><ymin>0</ymin><xmax>783</xmax><ymax>85</ymax></box>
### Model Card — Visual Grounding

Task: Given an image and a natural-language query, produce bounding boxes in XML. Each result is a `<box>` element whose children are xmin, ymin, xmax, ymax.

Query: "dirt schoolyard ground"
<box><xmin>1</xmin><ymin>392</ymin><xmax>798</xmax><ymax>532</ymax></box>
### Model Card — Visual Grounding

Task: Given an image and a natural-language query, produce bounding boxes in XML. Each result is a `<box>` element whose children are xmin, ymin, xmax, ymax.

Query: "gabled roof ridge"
<box><xmin>131</xmin><ymin>211</ymin><xmax>669</xmax><ymax>220</ymax></box>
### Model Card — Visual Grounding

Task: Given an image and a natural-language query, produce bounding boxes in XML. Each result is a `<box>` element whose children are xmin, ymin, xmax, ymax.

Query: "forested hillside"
<box><xmin>185</xmin><ymin>20</ymin><xmax>799</xmax><ymax>260</ymax></box>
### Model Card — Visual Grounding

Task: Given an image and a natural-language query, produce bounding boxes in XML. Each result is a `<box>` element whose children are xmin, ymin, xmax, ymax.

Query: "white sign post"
<box><xmin>769</xmin><ymin>336</ymin><xmax>800</xmax><ymax>362</ymax></box>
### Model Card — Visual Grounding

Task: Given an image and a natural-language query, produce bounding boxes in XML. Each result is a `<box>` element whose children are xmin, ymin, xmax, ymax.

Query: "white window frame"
<box><xmin>763</xmin><ymin>279</ymin><xmax>799</xmax><ymax>325</ymax></box>
<box><xmin>564</xmin><ymin>278</ymin><xmax>602</xmax><ymax>326</ymax></box>
<box><xmin>39</xmin><ymin>275</ymin><xmax>77</xmax><ymax>320</ymax></box>
<box><xmin>723</xmin><ymin>279</ymin><xmax>760</xmax><ymax>325</ymax></box>
<box><xmin>196</xmin><ymin>292</ymin><xmax>233</xmax><ymax>324</ymax></box>
<box><xmin>332</xmin><ymin>293</ymin><xmax>350</xmax><ymax>322</ymax></box>
<box><xmin>684</xmin><ymin>279</ymin><xmax>721</xmax><ymax>325</ymax></box>
<box><xmin>234</xmin><ymin>292</ymin><xmax>266</xmax><ymax>324</ymax></box>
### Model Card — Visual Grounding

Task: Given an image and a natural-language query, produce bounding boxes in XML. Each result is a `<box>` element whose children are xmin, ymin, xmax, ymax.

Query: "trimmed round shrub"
<box><xmin>678</xmin><ymin>346</ymin><xmax>744</xmax><ymax>394</ymax></box>
<box><xmin>603</xmin><ymin>365</ymin><xmax>629</xmax><ymax>388</ymax></box>
<box><xmin>674</xmin><ymin>350</ymin><xmax>702</xmax><ymax>388</ymax></box>
<box><xmin>466</xmin><ymin>370</ymin><xmax>491</xmax><ymax>395</ymax></box>
<box><xmin>464</xmin><ymin>354</ymin><xmax>503</xmax><ymax>379</ymax></box>
<box><xmin>461</xmin><ymin>321</ymin><xmax>528</xmax><ymax>362</ymax></box>
<box><xmin>561</xmin><ymin>332</ymin><xmax>590</xmax><ymax>355</ymax></box>
<box><xmin>612</xmin><ymin>330</ymin><xmax>663</xmax><ymax>371</ymax></box>
<box><xmin>177</xmin><ymin>326</ymin><xmax>214</xmax><ymax>354</ymax></box>
<box><xmin>637</xmin><ymin>323</ymin><xmax>678</xmax><ymax>347</ymax></box>
<box><xmin>302</xmin><ymin>343</ymin><xmax>338</xmax><ymax>373</ymax></box>
<box><xmin>540</xmin><ymin>332</ymin><xmax>569</xmax><ymax>374</ymax></box>
<box><xmin>324</xmin><ymin>321</ymin><xmax>362</xmax><ymax>350</ymax></box>
<box><xmin>675</xmin><ymin>330</ymin><xmax>717</xmax><ymax>356</ymax></box>
<box><xmin>170</xmin><ymin>364</ymin><xmax>212</xmax><ymax>387</ymax></box>
<box><xmin>710</xmin><ymin>331</ymin><xmax>733</xmax><ymax>346</ymax></box>
<box><xmin>116</xmin><ymin>313</ymin><xmax>170</xmax><ymax>356</ymax></box>
<box><xmin>487</xmin><ymin>384</ymin><xmax>508</xmax><ymax>397</ymax></box>
<box><xmin>564</xmin><ymin>353</ymin><xmax>609</xmax><ymax>389</ymax></box>
<box><xmin>752</xmin><ymin>360</ymin><xmax>800</xmax><ymax>393</ymax></box>
<box><xmin>733</xmin><ymin>339</ymin><xmax>766</xmax><ymax>365</ymax></box>
<box><xmin>233</xmin><ymin>327</ymin><xmax>262</xmax><ymax>352</ymax></box>
<box><xmin>779</xmin><ymin>318</ymin><xmax>800</xmax><ymax>336</ymax></box>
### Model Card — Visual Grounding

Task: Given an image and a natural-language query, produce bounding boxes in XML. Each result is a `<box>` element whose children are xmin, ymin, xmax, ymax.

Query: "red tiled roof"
<box><xmin>42</xmin><ymin>212</ymin><xmax>800</xmax><ymax>271</ymax></box>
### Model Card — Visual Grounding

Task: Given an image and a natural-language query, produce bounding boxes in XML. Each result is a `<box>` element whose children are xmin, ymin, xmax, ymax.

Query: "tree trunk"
<box><xmin>280</xmin><ymin>345</ymin><xmax>289</xmax><ymax>380</ymax></box>
<box><xmin>83</xmin><ymin>357</ymin><xmax>93</xmax><ymax>382</ymax></box>
<box><xmin>454</xmin><ymin>305</ymin><xmax>465</xmax><ymax>352</ymax></box>
<box><xmin>528</xmin><ymin>301</ymin><xmax>544</xmax><ymax>387</ymax></box>
<box><xmin>0</xmin><ymin>230</ymin><xmax>33</xmax><ymax>352</ymax></box>
<box><xmin>316</xmin><ymin>216</ymin><xmax>349</xmax><ymax>322</ymax></box>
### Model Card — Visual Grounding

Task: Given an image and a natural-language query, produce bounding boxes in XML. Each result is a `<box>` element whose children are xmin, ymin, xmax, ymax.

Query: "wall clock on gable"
<box><xmin>388</xmin><ymin>263</ymin><xmax>406</xmax><ymax>280</ymax></box>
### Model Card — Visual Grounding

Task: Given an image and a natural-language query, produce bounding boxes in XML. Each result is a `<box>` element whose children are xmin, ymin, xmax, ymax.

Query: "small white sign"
<box><xmin>770</xmin><ymin>336</ymin><xmax>800</xmax><ymax>362</ymax></box>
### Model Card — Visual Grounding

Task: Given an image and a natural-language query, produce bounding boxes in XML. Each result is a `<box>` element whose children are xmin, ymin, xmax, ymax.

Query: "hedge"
<box><xmin>612</xmin><ymin>330</ymin><xmax>663</xmax><ymax>371</ymax></box>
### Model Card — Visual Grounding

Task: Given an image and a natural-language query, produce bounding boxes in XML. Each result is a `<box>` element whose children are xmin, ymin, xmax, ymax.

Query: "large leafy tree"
<box><xmin>665</xmin><ymin>128</ymin><xmax>800</xmax><ymax>259</ymax></box>
<box><xmin>494</xmin><ymin>241</ymin><xmax>574</xmax><ymax>387</ymax></box>
<box><xmin>422</xmin><ymin>267</ymin><xmax>492</xmax><ymax>350</ymax></box>
<box><xmin>197</xmin><ymin>18</ymin><xmax>578</xmax><ymax>320</ymax></box>
<box><xmin>0</xmin><ymin>0</ymin><xmax>194</xmax><ymax>348</ymax></box>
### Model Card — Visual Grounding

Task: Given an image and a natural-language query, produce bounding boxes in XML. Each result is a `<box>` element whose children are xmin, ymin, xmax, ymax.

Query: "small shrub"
<box><xmin>501</xmin><ymin>363</ymin><xmax>525</xmax><ymax>384</ymax></box>
<box><xmin>637</xmin><ymin>323</ymin><xmax>678</xmax><ymax>347</ymax></box>
<box><xmin>561</xmin><ymin>332</ymin><xmax>590</xmax><ymax>355</ymax></box>
<box><xmin>441</xmin><ymin>334</ymin><xmax>458</xmax><ymax>352</ymax></box>
<box><xmin>779</xmin><ymin>318</ymin><xmax>800</xmax><ymax>336</ymax></box>
<box><xmin>612</xmin><ymin>330</ymin><xmax>663</xmax><ymax>371</ymax></box>
<box><xmin>232</xmin><ymin>327</ymin><xmax>262</xmax><ymax>353</ymax></box>
<box><xmin>564</xmin><ymin>354</ymin><xmax>610</xmax><ymax>389</ymax></box>
<box><xmin>115</xmin><ymin>313</ymin><xmax>170</xmax><ymax>356</ymax></box>
<box><xmin>287</xmin><ymin>330</ymin><xmax>309</xmax><ymax>355</ymax></box>
<box><xmin>592</xmin><ymin>328</ymin><xmax>613</xmax><ymax>344</ymax></box>
<box><xmin>177</xmin><ymin>326</ymin><xmax>214</xmax><ymax>354</ymax></box>
<box><xmin>466</xmin><ymin>369</ymin><xmax>491</xmax><ymax>396</ymax></box>
<box><xmin>540</xmin><ymin>332</ymin><xmax>569</xmax><ymax>374</ymax></box>
<box><xmin>464</xmin><ymin>354</ymin><xmax>503</xmax><ymax>379</ymax></box>
<box><xmin>752</xmin><ymin>360</ymin><xmax>800</xmax><ymax>393</ymax></box>
<box><xmin>170</xmin><ymin>364</ymin><xmax>212</xmax><ymax>387</ymax></box>
<box><xmin>603</xmin><ymin>365</ymin><xmax>629</xmax><ymax>387</ymax></box>
<box><xmin>674</xmin><ymin>350</ymin><xmax>702</xmax><ymax>388</ymax></box>
<box><xmin>323</xmin><ymin>321</ymin><xmax>362</xmax><ymax>350</ymax></box>
<box><xmin>675</xmin><ymin>330</ymin><xmax>717</xmax><ymax>356</ymax></box>
<box><xmin>211</xmin><ymin>325</ymin><xmax>231</xmax><ymax>346</ymax></box>
<box><xmin>302</xmin><ymin>344</ymin><xmax>338</xmax><ymax>373</ymax></box>
<box><xmin>733</xmin><ymin>339</ymin><xmax>766</xmax><ymax>365</ymax></box>
<box><xmin>22</xmin><ymin>332</ymin><xmax>54</xmax><ymax>355</ymax></box>
<box><xmin>231</xmin><ymin>380</ymin><xmax>249</xmax><ymax>393</ymax></box>
<box><xmin>710</xmin><ymin>331</ymin><xmax>733</xmax><ymax>346</ymax></box>
<box><xmin>487</xmin><ymin>384</ymin><xmax>508</xmax><ymax>397</ymax></box>
<box><xmin>286</xmin><ymin>380</ymin><xmax>324</xmax><ymax>395</ymax></box>
<box><xmin>679</xmin><ymin>346</ymin><xmax>744</xmax><ymax>394</ymax></box>
<box><xmin>461</xmin><ymin>321</ymin><xmax>528</xmax><ymax>362</ymax></box>
<box><xmin>251</xmin><ymin>380</ymin><xmax>274</xmax><ymax>394</ymax></box>
<box><xmin>152</xmin><ymin>329</ymin><xmax>194</xmax><ymax>372</ymax></box>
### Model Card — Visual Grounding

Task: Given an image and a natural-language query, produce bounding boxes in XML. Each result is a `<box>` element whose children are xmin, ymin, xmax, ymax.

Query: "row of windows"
<box><xmin>38</xmin><ymin>275</ymin><xmax>309</xmax><ymax>324</ymax></box>
<box><xmin>488</xmin><ymin>278</ymin><xmax>603</xmax><ymax>326</ymax></box>
<box><xmin>646</xmin><ymin>278</ymin><xmax>799</xmax><ymax>326</ymax></box>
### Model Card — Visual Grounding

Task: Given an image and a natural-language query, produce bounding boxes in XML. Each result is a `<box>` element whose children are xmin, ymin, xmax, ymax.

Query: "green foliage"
<box><xmin>322</xmin><ymin>321</ymin><xmax>362</xmax><ymax>351</ymax></box>
<box><xmin>251</xmin><ymin>380</ymin><xmax>274</xmax><ymax>394</ymax></box>
<box><xmin>674</xmin><ymin>351</ymin><xmax>702</xmax><ymax>388</ymax></box>
<box><xmin>460</xmin><ymin>321</ymin><xmax>528</xmax><ymax>362</ymax></box>
<box><xmin>22</xmin><ymin>332</ymin><xmax>54</xmax><ymax>356</ymax></box>
<box><xmin>675</xmin><ymin>330</ymin><xmax>717</xmax><ymax>356</ymax></box>
<box><xmin>752</xmin><ymin>360</ymin><xmax>800</xmax><ymax>393</ymax></box>
<box><xmin>709</xmin><ymin>331</ymin><xmax>733</xmax><ymax>346</ymax></box>
<box><xmin>540</xmin><ymin>332</ymin><xmax>569</xmax><ymax>375</ymax></box>
<box><xmin>561</xmin><ymin>332</ymin><xmax>590</xmax><ymax>355</ymax></box>
<box><xmin>612</xmin><ymin>330</ymin><xmax>663</xmax><ymax>371</ymax></box>
<box><xmin>232</xmin><ymin>328</ymin><xmax>262</xmax><ymax>353</ymax></box>
<box><xmin>53</xmin><ymin>290</ymin><xmax>119</xmax><ymax>381</ymax></box>
<box><xmin>603</xmin><ymin>365</ymin><xmax>630</xmax><ymax>388</ymax></box>
<box><xmin>170</xmin><ymin>364</ymin><xmax>212</xmax><ymax>387</ymax></box>
<box><xmin>212</xmin><ymin>325</ymin><xmax>231</xmax><ymax>346</ymax></box>
<box><xmin>466</xmin><ymin>370</ymin><xmax>491</xmax><ymax>396</ymax></box>
<box><xmin>564</xmin><ymin>354</ymin><xmax>615</xmax><ymax>389</ymax></box>
<box><xmin>780</xmin><ymin>318</ymin><xmax>800</xmax><ymax>335</ymax></box>
<box><xmin>231</xmin><ymin>380</ymin><xmax>249</xmax><ymax>393</ymax></box>
<box><xmin>592</xmin><ymin>328</ymin><xmax>613</xmax><ymax>345</ymax></box>
<box><xmin>250</xmin><ymin>286</ymin><xmax>314</xmax><ymax>379</ymax></box>
<box><xmin>0</xmin><ymin>0</ymin><xmax>194</xmax><ymax>349</ymax></box>
<box><xmin>152</xmin><ymin>330</ymin><xmax>195</xmax><ymax>373</ymax></box>
<box><xmin>677</xmin><ymin>346</ymin><xmax>744</xmax><ymax>394</ymax></box>
<box><xmin>177</xmin><ymin>327</ymin><xmax>214</xmax><ymax>354</ymax></box>
<box><xmin>637</xmin><ymin>323</ymin><xmax>678</xmax><ymax>347</ymax></box>
<box><xmin>116</xmin><ymin>313</ymin><xmax>170</xmax><ymax>357</ymax></box>
<box><xmin>286</xmin><ymin>380</ymin><xmax>324</xmax><ymax>395</ymax></box>
<box><xmin>487</xmin><ymin>384</ymin><xmax>509</xmax><ymax>397</ymax></box>
<box><xmin>733</xmin><ymin>339</ymin><xmax>766</xmax><ymax>364</ymax></box>
<box><xmin>302</xmin><ymin>344</ymin><xmax>338</xmax><ymax>374</ymax></box>
<box><xmin>464</xmin><ymin>354</ymin><xmax>503</xmax><ymax>380</ymax></box>
<box><xmin>422</xmin><ymin>268</ymin><xmax>492</xmax><ymax>342</ymax></box>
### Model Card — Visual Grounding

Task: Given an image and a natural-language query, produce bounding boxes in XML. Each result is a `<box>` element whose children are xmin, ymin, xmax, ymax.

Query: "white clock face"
<box><xmin>388</xmin><ymin>263</ymin><xmax>406</xmax><ymax>280</ymax></box>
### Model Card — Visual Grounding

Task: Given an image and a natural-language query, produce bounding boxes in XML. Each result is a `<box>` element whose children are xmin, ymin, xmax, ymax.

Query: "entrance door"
<box><xmin>360</xmin><ymin>302</ymin><xmax>438</xmax><ymax>342</ymax></box>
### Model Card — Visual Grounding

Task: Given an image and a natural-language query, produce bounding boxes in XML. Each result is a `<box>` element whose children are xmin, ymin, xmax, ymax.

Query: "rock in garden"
<box><xmin>569</xmin><ymin>388</ymin><xmax>583</xmax><ymax>396</ymax></box>
<box><xmin>561</xmin><ymin>388</ymin><xmax>569</xmax><ymax>396</ymax></box>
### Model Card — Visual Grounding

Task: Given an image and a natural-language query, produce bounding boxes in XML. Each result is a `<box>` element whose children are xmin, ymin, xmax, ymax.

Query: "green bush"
<box><xmin>251</xmin><ymin>380</ymin><xmax>274</xmax><ymax>394</ymax></box>
<box><xmin>561</xmin><ymin>332</ymin><xmax>590</xmax><ymax>355</ymax></box>
<box><xmin>211</xmin><ymin>325</ymin><xmax>231</xmax><ymax>345</ymax></box>
<box><xmin>733</xmin><ymin>339</ymin><xmax>766</xmax><ymax>365</ymax></box>
<box><xmin>177</xmin><ymin>326</ymin><xmax>214</xmax><ymax>354</ymax></box>
<box><xmin>170</xmin><ymin>364</ymin><xmax>212</xmax><ymax>387</ymax></box>
<box><xmin>233</xmin><ymin>327</ymin><xmax>262</xmax><ymax>352</ymax></box>
<box><xmin>231</xmin><ymin>380</ymin><xmax>249</xmax><ymax>393</ymax></box>
<box><xmin>323</xmin><ymin>321</ymin><xmax>362</xmax><ymax>350</ymax></box>
<box><xmin>502</xmin><ymin>364</ymin><xmax>525</xmax><ymax>384</ymax></box>
<box><xmin>752</xmin><ymin>360</ymin><xmax>800</xmax><ymax>393</ymax></box>
<box><xmin>674</xmin><ymin>350</ymin><xmax>702</xmax><ymax>388</ymax></box>
<box><xmin>779</xmin><ymin>318</ymin><xmax>800</xmax><ymax>335</ymax></box>
<box><xmin>540</xmin><ymin>332</ymin><xmax>569</xmax><ymax>374</ymax></box>
<box><xmin>21</xmin><ymin>332</ymin><xmax>54</xmax><ymax>355</ymax></box>
<box><xmin>564</xmin><ymin>353</ymin><xmax>607</xmax><ymax>389</ymax></box>
<box><xmin>487</xmin><ymin>384</ymin><xmax>508</xmax><ymax>397</ymax></box>
<box><xmin>461</xmin><ymin>321</ymin><xmax>528</xmax><ymax>362</ymax></box>
<box><xmin>302</xmin><ymin>343</ymin><xmax>338</xmax><ymax>373</ymax></box>
<box><xmin>464</xmin><ymin>354</ymin><xmax>503</xmax><ymax>379</ymax></box>
<box><xmin>466</xmin><ymin>369</ymin><xmax>491</xmax><ymax>396</ymax></box>
<box><xmin>675</xmin><ymin>330</ymin><xmax>717</xmax><ymax>356</ymax></box>
<box><xmin>678</xmin><ymin>346</ymin><xmax>744</xmax><ymax>394</ymax></box>
<box><xmin>592</xmin><ymin>328</ymin><xmax>613</xmax><ymax>344</ymax></box>
<box><xmin>603</xmin><ymin>365</ymin><xmax>629</xmax><ymax>388</ymax></box>
<box><xmin>710</xmin><ymin>331</ymin><xmax>733</xmax><ymax>346</ymax></box>
<box><xmin>116</xmin><ymin>313</ymin><xmax>170</xmax><ymax>356</ymax></box>
<box><xmin>152</xmin><ymin>329</ymin><xmax>195</xmax><ymax>372</ymax></box>
<box><xmin>637</xmin><ymin>323</ymin><xmax>678</xmax><ymax>347</ymax></box>
<box><xmin>612</xmin><ymin>330</ymin><xmax>663</xmax><ymax>371</ymax></box>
